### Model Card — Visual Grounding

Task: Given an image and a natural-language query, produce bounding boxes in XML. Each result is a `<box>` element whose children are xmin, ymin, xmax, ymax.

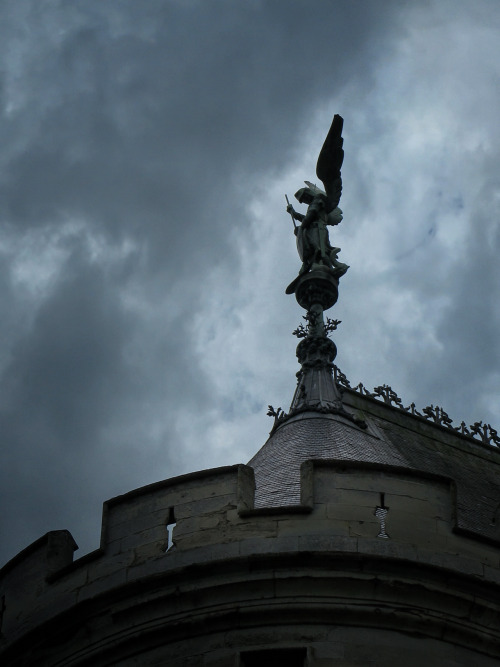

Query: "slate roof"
<box><xmin>248</xmin><ymin>390</ymin><xmax>500</xmax><ymax>544</ymax></box>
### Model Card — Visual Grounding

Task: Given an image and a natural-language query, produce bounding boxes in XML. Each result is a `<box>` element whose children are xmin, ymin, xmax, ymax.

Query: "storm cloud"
<box><xmin>2</xmin><ymin>0</ymin><xmax>500</xmax><ymax>564</ymax></box>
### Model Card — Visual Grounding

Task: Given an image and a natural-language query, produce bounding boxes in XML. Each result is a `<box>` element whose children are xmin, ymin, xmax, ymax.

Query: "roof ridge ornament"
<box><xmin>333</xmin><ymin>365</ymin><xmax>500</xmax><ymax>449</ymax></box>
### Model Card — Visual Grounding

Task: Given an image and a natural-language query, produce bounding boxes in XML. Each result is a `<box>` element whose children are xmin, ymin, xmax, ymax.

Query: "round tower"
<box><xmin>1</xmin><ymin>115</ymin><xmax>500</xmax><ymax>666</ymax></box>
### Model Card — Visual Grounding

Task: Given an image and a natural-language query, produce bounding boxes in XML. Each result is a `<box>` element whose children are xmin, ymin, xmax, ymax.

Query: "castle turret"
<box><xmin>1</xmin><ymin>116</ymin><xmax>500</xmax><ymax>667</ymax></box>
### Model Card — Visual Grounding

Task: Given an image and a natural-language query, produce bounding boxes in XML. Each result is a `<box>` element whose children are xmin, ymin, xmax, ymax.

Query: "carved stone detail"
<box><xmin>333</xmin><ymin>365</ymin><xmax>500</xmax><ymax>449</ymax></box>
<box><xmin>468</xmin><ymin>421</ymin><xmax>500</xmax><ymax>447</ymax></box>
<box><xmin>333</xmin><ymin>366</ymin><xmax>351</xmax><ymax>389</ymax></box>
<box><xmin>294</xmin><ymin>269</ymin><xmax>339</xmax><ymax>312</ymax></box>
<box><xmin>421</xmin><ymin>405</ymin><xmax>453</xmax><ymax>427</ymax></box>
<box><xmin>372</xmin><ymin>385</ymin><xmax>405</xmax><ymax>408</ymax></box>
<box><xmin>296</xmin><ymin>336</ymin><xmax>337</xmax><ymax>368</ymax></box>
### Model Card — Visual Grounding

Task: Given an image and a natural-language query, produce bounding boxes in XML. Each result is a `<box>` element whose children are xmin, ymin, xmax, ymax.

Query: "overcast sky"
<box><xmin>2</xmin><ymin>0</ymin><xmax>500</xmax><ymax>565</ymax></box>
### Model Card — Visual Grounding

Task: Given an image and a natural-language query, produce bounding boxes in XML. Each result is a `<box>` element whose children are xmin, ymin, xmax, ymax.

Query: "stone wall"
<box><xmin>1</xmin><ymin>447</ymin><xmax>500</xmax><ymax>665</ymax></box>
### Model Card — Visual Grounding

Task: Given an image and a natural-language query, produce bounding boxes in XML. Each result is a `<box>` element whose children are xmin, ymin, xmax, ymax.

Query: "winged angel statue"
<box><xmin>286</xmin><ymin>114</ymin><xmax>348</xmax><ymax>295</ymax></box>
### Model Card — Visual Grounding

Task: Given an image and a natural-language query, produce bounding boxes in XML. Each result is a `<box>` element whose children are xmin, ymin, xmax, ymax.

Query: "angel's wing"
<box><xmin>315</xmin><ymin>114</ymin><xmax>344</xmax><ymax>209</ymax></box>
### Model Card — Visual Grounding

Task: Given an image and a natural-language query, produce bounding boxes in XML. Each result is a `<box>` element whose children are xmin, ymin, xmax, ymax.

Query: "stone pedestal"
<box><xmin>290</xmin><ymin>336</ymin><xmax>342</xmax><ymax>413</ymax></box>
<box><xmin>294</xmin><ymin>267</ymin><xmax>339</xmax><ymax>312</ymax></box>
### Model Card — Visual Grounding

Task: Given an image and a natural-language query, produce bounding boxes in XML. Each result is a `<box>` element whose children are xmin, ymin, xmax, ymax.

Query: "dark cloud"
<box><xmin>2</xmin><ymin>0</ymin><xmax>500</xmax><ymax>565</ymax></box>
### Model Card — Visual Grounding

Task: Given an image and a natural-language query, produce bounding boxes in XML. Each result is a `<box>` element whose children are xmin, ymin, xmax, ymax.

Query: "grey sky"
<box><xmin>2</xmin><ymin>0</ymin><xmax>500</xmax><ymax>565</ymax></box>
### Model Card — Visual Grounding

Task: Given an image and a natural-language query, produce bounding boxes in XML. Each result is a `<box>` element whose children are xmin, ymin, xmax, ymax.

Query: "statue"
<box><xmin>285</xmin><ymin>114</ymin><xmax>348</xmax><ymax>296</ymax></box>
<box><xmin>266</xmin><ymin>113</ymin><xmax>366</xmax><ymax>432</ymax></box>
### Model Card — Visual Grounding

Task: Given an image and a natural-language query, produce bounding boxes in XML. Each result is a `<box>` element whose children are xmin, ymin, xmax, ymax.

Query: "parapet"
<box><xmin>2</xmin><ymin>442</ymin><xmax>500</xmax><ymax>665</ymax></box>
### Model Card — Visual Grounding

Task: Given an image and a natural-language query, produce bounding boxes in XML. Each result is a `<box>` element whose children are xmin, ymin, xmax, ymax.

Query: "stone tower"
<box><xmin>1</xmin><ymin>116</ymin><xmax>500</xmax><ymax>666</ymax></box>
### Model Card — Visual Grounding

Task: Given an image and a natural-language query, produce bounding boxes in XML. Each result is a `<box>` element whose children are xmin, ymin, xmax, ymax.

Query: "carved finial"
<box><xmin>270</xmin><ymin>117</ymin><xmax>365</xmax><ymax>431</ymax></box>
<box><xmin>267</xmin><ymin>405</ymin><xmax>284</xmax><ymax>419</ymax></box>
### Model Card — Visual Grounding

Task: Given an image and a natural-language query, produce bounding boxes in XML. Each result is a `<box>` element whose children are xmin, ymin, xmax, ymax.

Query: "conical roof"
<box><xmin>249</xmin><ymin>381</ymin><xmax>500</xmax><ymax>544</ymax></box>
<box><xmin>250</xmin><ymin>263</ymin><xmax>388</xmax><ymax>508</ymax></box>
<box><xmin>249</xmin><ymin>410</ymin><xmax>406</xmax><ymax>507</ymax></box>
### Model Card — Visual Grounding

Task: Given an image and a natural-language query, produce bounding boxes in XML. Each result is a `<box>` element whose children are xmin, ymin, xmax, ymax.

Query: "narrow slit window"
<box><xmin>166</xmin><ymin>507</ymin><xmax>176</xmax><ymax>551</ymax></box>
<box><xmin>375</xmin><ymin>492</ymin><xmax>389</xmax><ymax>539</ymax></box>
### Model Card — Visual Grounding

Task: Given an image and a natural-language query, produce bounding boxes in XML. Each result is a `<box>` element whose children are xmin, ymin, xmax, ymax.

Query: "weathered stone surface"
<box><xmin>1</xmin><ymin>399</ymin><xmax>500</xmax><ymax>665</ymax></box>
